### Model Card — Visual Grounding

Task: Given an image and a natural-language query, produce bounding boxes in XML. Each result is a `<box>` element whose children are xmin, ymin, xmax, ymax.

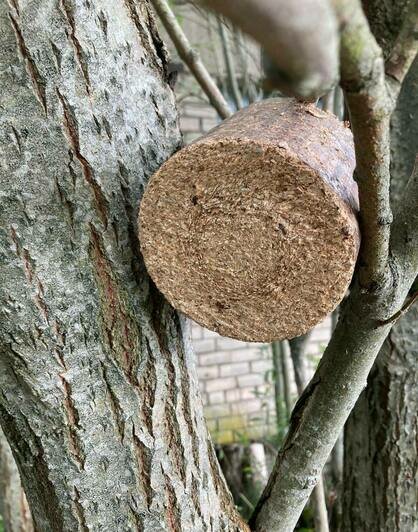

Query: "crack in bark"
<box><xmin>97</xmin><ymin>11</ymin><xmax>108</xmax><ymax>40</ymax></box>
<box><xmin>89</xmin><ymin>224</ymin><xmax>141</xmax><ymax>384</ymax></box>
<box><xmin>190</xmin><ymin>474</ymin><xmax>203</xmax><ymax>522</ymax></box>
<box><xmin>100</xmin><ymin>363</ymin><xmax>126</xmax><ymax>442</ymax></box>
<box><xmin>7</xmin><ymin>0</ymin><xmax>20</xmax><ymax>16</ymax></box>
<box><xmin>54</xmin><ymin>176</ymin><xmax>75</xmax><ymax>235</ymax></box>
<box><xmin>9</xmin><ymin>126</ymin><xmax>22</xmax><ymax>154</ymax></box>
<box><xmin>7</xmin><ymin>344</ymin><xmax>29</xmax><ymax>370</ymax></box>
<box><xmin>8</xmin><ymin>14</ymin><xmax>47</xmax><ymax>115</ymax></box>
<box><xmin>174</xmin><ymin>316</ymin><xmax>200</xmax><ymax>471</ymax></box>
<box><xmin>284</xmin><ymin>376</ymin><xmax>322</xmax><ymax>450</ymax></box>
<box><xmin>49</xmin><ymin>40</ymin><xmax>62</xmax><ymax>74</ymax></box>
<box><xmin>163</xmin><ymin>472</ymin><xmax>182</xmax><ymax>532</ymax></box>
<box><xmin>60</xmin><ymin>376</ymin><xmax>85</xmax><ymax>470</ymax></box>
<box><xmin>117</xmin><ymin>161</ymin><xmax>145</xmax><ymax>284</ymax></box>
<box><xmin>123</xmin><ymin>0</ymin><xmax>169</xmax><ymax>80</ymax></box>
<box><xmin>139</xmin><ymin>338</ymin><xmax>156</xmax><ymax>437</ymax></box>
<box><xmin>132</xmin><ymin>424</ymin><xmax>153</xmax><ymax>510</ymax></box>
<box><xmin>73</xmin><ymin>486</ymin><xmax>88</xmax><ymax>532</ymax></box>
<box><xmin>9</xmin><ymin>226</ymin><xmax>20</xmax><ymax>255</ymax></box>
<box><xmin>162</xmin><ymin>346</ymin><xmax>187</xmax><ymax>486</ymax></box>
<box><xmin>10</xmin><ymin>228</ymin><xmax>50</xmax><ymax>325</ymax></box>
<box><xmin>33</xmin><ymin>282</ymin><xmax>49</xmax><ymax>325</ymax></box>
<box><xmin>102</xmin><ymin>116</ymin><xmax>112</xmax><ymax>141</ymax></box>
<box><xmin>150</xmin><ymin>303</ymin><xmax>187</xmax><ymax>485</ymax></box>
<box><xmin>59</xmin><ymin>0</ymin><xmax>91</xmax><ymax>95</ymax></box>
<box><xmin>57</xmin><ymin>90</ymin><xmax>108</xmax><ymax>227</ymax></box>
<box><xmin>21</xmin><ymin>249</ymin><xmax>34</xmax><ymax>284</ymax></box>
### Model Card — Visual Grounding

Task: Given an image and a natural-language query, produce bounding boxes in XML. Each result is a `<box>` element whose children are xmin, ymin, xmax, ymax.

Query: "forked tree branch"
<box><xmin>335</xmin><ymin>0</ymin><xmax>418</xmax><ymax>290</ymax></box>
<box><xmin>150</xmin><ymin>0</ymin><xmax>232</xmax><ymax>119</ymax></box>
<box><xmin>199</xmin><ymin>0</ymin><xmax>339</xmax><ymax>99</ymax></box>
<box><xmin>250</xmin><ymin>2</ymin><xmax>418</xmax><ymax>531</ymax></box>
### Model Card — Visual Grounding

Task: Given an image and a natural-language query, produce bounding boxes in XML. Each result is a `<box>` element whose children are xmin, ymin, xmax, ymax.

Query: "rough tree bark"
<box><xmin>0</xmin><ymin>428</ymin><xmax>33</xmax><ymax>532</ymax></box>
<box><xmin>343</xmin><ymin>45</ymin><xmax>418</xmax><ymax>532</ymax></box>
<box><xmin>0</xmin><ymin>1</ymin><xmax>245</xmax><ymax>530</ymax></box>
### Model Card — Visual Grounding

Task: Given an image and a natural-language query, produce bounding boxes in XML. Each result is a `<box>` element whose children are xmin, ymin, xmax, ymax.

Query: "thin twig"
<box><xmin>217</xmin><ymin>17</ymin><xmax>243</xmax><ymax>110</ymax></box>
<box><xmin>239</xmin><ymin>492</ymin><xmax>255</xmax><ymax>511</ymax></box>
<box><xmin>288</xmin><ymin>333</ymin><xmax>330</xmax><ymax>532</ymax></box>
<box><xmin>234</xmin><ymin>28</ymin><xmax>254</xmax><ymax>103</ymax></box>
<box><xmin>322</xmin><ymin>89</ymin><xmax>335</xmax><ymax>113</ymax></box>
<box><xmin>378</xmin><ymin>290</ymin><xmax>418</xmax><ymax>326</ymax></box>
<box><xmin>150</xmin><ymin>0</ymin><xmax>232</xmax><ymax>119</ymax></box>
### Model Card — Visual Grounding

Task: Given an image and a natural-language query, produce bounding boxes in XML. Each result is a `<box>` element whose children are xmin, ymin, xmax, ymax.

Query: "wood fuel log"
<box><xmin>139</xmin><ymin>99</ymin><xmax>359</xmax><ymax>342</ymax></box>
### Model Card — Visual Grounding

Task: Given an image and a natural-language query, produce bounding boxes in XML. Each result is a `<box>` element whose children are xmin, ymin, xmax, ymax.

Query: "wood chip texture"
<box><xmin>139</xmin><ymin>99</ymin><xmax>359</xmax><ymax>342</ymax></box>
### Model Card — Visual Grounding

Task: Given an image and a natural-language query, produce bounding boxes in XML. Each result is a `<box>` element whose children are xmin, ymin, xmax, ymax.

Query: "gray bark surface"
<box><xmin>343</xmin><ymin>55</ymin><xmax>418</xmax><ymax>532</ymax></box>
<box><xmin>343</xmin><ymin>307</ymin><xmax>418</xmax><ymax>532</ymax></box>
<box><xmin>0</xmin><ymin>1</ymin><xmax>245</xmax><ymax>530</ymax></box>
<box><xmin>0</xmin><ymin>428</ymin><xmax>33</xmax><ymax>532</ymax></box>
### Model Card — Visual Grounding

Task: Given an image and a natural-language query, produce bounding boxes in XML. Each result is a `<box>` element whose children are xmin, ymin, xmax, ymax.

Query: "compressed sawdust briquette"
<box><xmin>139</xmin><ymin>99</ymin><xmax>359</xmax><ymax>342</ymax></box>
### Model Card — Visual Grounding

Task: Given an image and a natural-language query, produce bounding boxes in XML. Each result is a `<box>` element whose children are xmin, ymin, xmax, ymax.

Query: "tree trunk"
<box><xmin>0</xmin><ymin>428</ymin><xmax>33</xmax><ymax>532</ymax></box>
<box><xmin>0</xmin><ymin>1</ymin><xmax>245</xmax><ymax>531</ymax></box>
<box><xmin>343</xmin><ymin>307</ymin><xmax>418</xmax><ymax>532</ymax></box>
<box><xmin>343</xmin><ymin>55</ymin><xmax>418</xmax><ymax>532</ymax></box>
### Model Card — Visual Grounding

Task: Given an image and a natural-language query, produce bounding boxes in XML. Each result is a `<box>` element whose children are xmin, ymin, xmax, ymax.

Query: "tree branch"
<box><xmin>385</xmin><ymin>0</ymin><xmax>418</xmax><ymax>92</ymax></box>
<box><xmin>337</xmin><ymin>0</ymin><xmax>393</xmax><ymax>289</ymax></box>
<box><xmin>150</xmin><ymin>0</ymin><xmax>232</xmax><ymax>119</ymax></box>
<box><xmin>250</xmin><ymin>271</ymin><xmax>417</xmax><ymax>532</ymax></box>
<box><xmin>199</xmin><ymin>0</ymin><xmax>339</xmax><ymax>99</ymax></box>
<box><xmin>390</xmin><ymin>157</ymin><xmax>418</xmax><ymax>285</ymax></box>
<box><xmin>335</xmin><ymin>0</ymin><xmax>418</xmax><ymax>289</ymax></box>
<box><xmin>379</xmin><ymin>290</ymin><xmax>418</xmax><ymax>326</ymax></box>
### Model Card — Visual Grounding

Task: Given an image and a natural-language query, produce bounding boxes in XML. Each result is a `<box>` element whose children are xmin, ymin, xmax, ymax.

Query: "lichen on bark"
<box><xmin>0</xmin><ymin>1</ymin><xmax>244</xmax><ymax>530</ymax></box>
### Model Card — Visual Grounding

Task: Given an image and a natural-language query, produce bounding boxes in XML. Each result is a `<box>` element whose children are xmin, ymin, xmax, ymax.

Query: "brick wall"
<box><xmin>192</xmin><ymin>320</ymin><xmax>331</xmax><ymax>444</ymax></box>
<box><xmin>178</xmin><ymin>98</ymin><xmax>220</xmax><ymax>144</ymax></box>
